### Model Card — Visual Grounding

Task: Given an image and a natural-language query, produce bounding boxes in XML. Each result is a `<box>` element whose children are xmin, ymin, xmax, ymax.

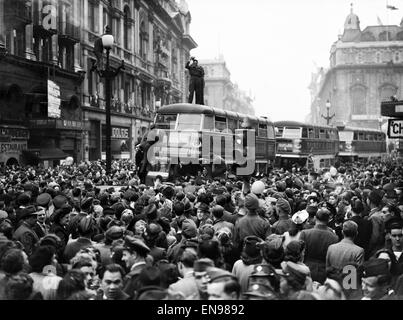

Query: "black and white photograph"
<box><xmin>0</xmin><ymin>0</ymin><xmax>403</xmax><ymax>307</ymax></box>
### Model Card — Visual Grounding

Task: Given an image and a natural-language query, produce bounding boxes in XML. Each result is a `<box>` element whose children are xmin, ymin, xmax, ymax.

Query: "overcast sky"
<box><xmin>185</xmin><ymin>0</ymin><xmax>402</xmax><ymax>122</ymax></box>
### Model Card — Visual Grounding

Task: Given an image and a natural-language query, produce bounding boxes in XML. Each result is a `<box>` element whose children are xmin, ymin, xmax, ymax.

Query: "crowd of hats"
<box><xmin>0</xmin><ymin>158</ymin><xmax>402</xmax><ymax>300</ymax></box>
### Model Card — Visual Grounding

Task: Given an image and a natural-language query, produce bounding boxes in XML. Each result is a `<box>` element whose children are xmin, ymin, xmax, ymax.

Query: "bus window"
<box><xmin>325</xmin><ymin>130</ymin><xmax>330</xmax><ymax>139</ymax></box>
<box><xmin>319</xmin><ymin>129</ymin><xmax>325</xmax><ymax>139</ymax></box>
<box><xmin>258</xmin><ymin>124</ymin><xmax>268</xmax><ymax>137</ymax></box>
<box><xmin>268</xmin><ymin>126</ymin><xmax>275</xmax><ymax>139</ymax></box>
<box><xmin>203</xmin><ymin>115</ymin><xmax>214</xmax><ymax>131</ymax></box>
<box><xmin>176</xmin><ymin>114</ymin><xmax>202</xmax><ymax>131</ymax></box>
<box><xmin>353</xmin><ymin>132</ymin><xmax>358</xmax><ymax>140</ymax></box>
<box><xmin>228</xmin><ymin>118</ymin><xmax>238</xmax><ymax>132</ymax></box>
<box><xmin>308</xmin><ymin>128</ymin><xmax>314</xmax><ymax>138</ymax></box>
<box><xmin>155</xmin><ymin>114</ymin><xmax>177</xmax><ymax>129</ymax></box>
<box><xmin>275</xmin><ymin>127</ymin><xmax>284</xmax><ymax>138</ymax></box>
<box><xmin>358</xmin><ymin>132</ymin><xmax>364</xmax><ymax>140</ymax></box>
<box><xmin>214</xmin><ymin>116</ymin><xmax>227</xmax><ymax>132</ymax></box>
<box><xmin>314</xmin><ymin>128</ymin><xmax>319</xmax><ymax>139</ymax></box>
<box><xmin>302</xmin><ymin>127</ymin><xmax>308</xmax><ymax>138</ymax></box>
<box><xmin>283</xmin><ymin>127</ymin><xmax>301</xmax><ymax>139</ymax></box>
<box><xmin>339</xmin><ymin>131</ymin><xmax>353</xmax><ymax>141</ymax></box>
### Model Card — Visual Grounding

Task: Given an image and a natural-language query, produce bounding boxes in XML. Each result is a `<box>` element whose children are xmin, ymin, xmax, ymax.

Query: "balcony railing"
<box><xmin>88</xmin><ymin>94</ymin><xmax>154</xmax><ymax>119</ymax></box>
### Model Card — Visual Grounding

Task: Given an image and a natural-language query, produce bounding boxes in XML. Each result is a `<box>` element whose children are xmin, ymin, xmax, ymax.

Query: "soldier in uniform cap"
<box><xmin>122</xmin><ymin>235</ymin><xmax>151</xmax><ymax>298</ymax></box>
<box><xmin>206</xmin><ymin>267</ymin><xmax>240</xmax><ymax>300</ymax></box>
<box><xmin>277</xmin><ymin>261</ymin><xmax>311</xmax><ymax>300</ymax></box>
<box><xmin>243</xmin><ymin>283</ymin><xmax>278</xmax><ymax>300</ymax></box>
<box><xmin>361</xmin><ymin>258</ymin><xmax>398</xmax><ymax>300</ymax></box>
<box><xmin>247</xmin><ymin>264</ymin><xmax>280</xmax><ymax>297</ymax></box>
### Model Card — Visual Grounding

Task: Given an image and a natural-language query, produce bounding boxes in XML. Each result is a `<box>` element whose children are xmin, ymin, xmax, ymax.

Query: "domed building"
<box><xmin>308</xmin><ymin>5</ymin><xmax>403</xmax><ymax>130</ymax></box>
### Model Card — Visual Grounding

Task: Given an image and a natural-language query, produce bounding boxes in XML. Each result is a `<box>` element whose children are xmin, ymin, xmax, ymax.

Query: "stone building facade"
<box><xmin>308</xmin><ymin>6</ymin><xmax>403</xmax><ymax>130</ymax></box>
<box><xmin>200</xmin><ymin>56</ymin><xmax>255</xmax><ymax>115</ymax></box>
<box><xmin>0</xmin><ymin>0</ymin><xmax>197</xmax><ymax>165</ymax></box>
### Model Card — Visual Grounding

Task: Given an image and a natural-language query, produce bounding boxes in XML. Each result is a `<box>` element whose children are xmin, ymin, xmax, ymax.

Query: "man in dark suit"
<box><xmin>348</xmin><ymin>197</ymin><xmax>373</xmax><ymax>259</ymax></box>
<box><xmin>185</xmin><ymin>56</ymin><xmax>205</xmax><ymax>105</ymax></box>
<box><xmin>299</xmin><ymin>208</ymin><xmax>339</xmax><ymax>284</ymax></box>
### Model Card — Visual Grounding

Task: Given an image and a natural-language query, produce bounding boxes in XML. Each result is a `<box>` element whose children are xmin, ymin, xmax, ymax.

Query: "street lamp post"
<box><xmin>321</xmin><ymin>99</ymin><xmax>335</xmax><ymax>125</ymax></box>
<box><xmin>93</xmin><ymin>26</ymin><xmax>124</xmax><ymax>174</ymax></box>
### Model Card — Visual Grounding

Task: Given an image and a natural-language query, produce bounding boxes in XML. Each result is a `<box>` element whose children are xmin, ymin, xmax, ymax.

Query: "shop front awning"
<box><xmin>38</xmin><ymin>148</ymin><xmax>69</xmax><ymax>160</ymax></box>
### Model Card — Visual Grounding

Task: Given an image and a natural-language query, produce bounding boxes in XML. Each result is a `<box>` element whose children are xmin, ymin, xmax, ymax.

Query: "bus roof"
<box><xmin>157</xmin><ymin>103</ymin><xmax>274</xmax><ymax>125</ymax></box>
<box><xmin>337</xmin><ymin>125</ymin><xmax>384</xmax><ymax>133</ymax></box>
<box><xmin>274</xmin><ymin>120</ymin><xmax>335</xmax><ymax>130</ymax></box>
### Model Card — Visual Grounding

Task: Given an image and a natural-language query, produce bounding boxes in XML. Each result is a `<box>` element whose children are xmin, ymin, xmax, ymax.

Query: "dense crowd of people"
<box><xmin>0</xmin><ymin>158</ymin><xmax>402</xmax><ymax>300</ymax></box>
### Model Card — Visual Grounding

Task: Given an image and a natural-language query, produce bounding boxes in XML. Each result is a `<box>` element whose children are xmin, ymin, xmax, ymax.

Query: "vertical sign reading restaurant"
<box><xmin>47</xmin><ymin>79</ymin><xmax>61</xmax><ymax>118</ymax></box>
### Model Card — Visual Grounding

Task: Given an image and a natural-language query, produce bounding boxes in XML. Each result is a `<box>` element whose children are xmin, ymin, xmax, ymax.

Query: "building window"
<box><xmin>113</xmin><ymin>16</ymin><xmax>120</xmax><ymax>46</ymax></box>
<box><xmin>140</xmin><ymin>21</ymin><xmax>148</xmax><ymax>60</ymax></box>
<box><xmin>103</xmin><ymin>8</ymin><xmax>111</xmax><ymax>31</ymax></box>
<box><xmin>380</xmin><ymin>86</ymin><xmax>397</xmax><ymax>102</ymax></box>
<box><xmin>89</xmin><ymin>0</ymin><xmax>99</xmax><ymax>33</ymax></box>
<box><xmin>351</xmin><ymin>86</ymin><xmax>366</xmax><ymax>114</ymax></box>
<box><xmin>123</xmin><ymin>6</ymin><xmax>131</xmax><ymax>50</ymax></box>
<box><xmin>5</xmin><ymin>29</ymin><xmax>25</xmax><ymax>57</ymax></box>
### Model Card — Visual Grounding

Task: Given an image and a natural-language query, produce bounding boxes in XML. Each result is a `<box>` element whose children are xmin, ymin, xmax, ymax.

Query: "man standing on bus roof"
<box><xmin>186</xmin><ymin>56</ymin><xmax>205</xmax><ymax>105</ymax></box>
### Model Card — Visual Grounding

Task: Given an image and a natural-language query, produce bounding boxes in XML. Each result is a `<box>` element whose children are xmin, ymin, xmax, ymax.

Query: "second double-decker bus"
<box><xmin>144</xmin><ymin>103</ymin><xmax>276</xmax><ymax>182</ymax></box>
<box><xmin>337</xmin><ymin>126</ymin><xmax>387</xmax><ymax>162</ymax></box>
<box><xmin>274</xmin><ymin>121</ymin><xmax>339</xmax><ymax>170</ymax></box>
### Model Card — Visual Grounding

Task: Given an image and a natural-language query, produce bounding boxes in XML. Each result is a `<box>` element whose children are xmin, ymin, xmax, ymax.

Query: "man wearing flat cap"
<box><xmin>13</xmin><ymin>205</ymin><xmax>40</xmax><ymax>256</ymax></box>
<box><xmin>233</xmin><ymin>193</ymin><xmax>271</xmax><ymax>251</ymax></box>
<box><xmin>299</xmin><ymin>208</ymin><xmax>338</xmax><ymax>284</ymax></box>
<box><xmin>122</xmin><ymin>235</ymin><xmax>151</xmax><ymax>298</ymax></box>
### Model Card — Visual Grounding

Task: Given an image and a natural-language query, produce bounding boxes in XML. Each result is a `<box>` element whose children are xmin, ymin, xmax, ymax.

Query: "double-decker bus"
<box><xmin>337</xmin><ymin>126</ymin><xmax>386</xmax><ymax>162</ymax></box>
<box><xmin>145</xmin><ymin>103</ymin><xmax>276</xmax><ymax>182</ymax></box>
<box><xmin>0</xmin><ymin>124</ymin><xmax>29</xmax><ymax>166</ymax></box>
<box><xmin>274</xmin><ymin>121</ymin><xmax>339</xmax><ymax>170</ymax></box>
